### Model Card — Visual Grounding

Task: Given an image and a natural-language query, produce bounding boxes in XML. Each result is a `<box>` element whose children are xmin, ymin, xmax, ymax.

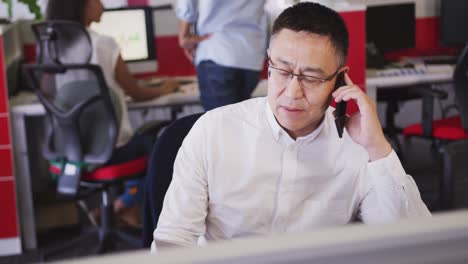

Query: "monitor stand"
<box><xmin>366</xmin><ymin>42</ymin><xmax>386</xmax><ymax>69</ymax></box>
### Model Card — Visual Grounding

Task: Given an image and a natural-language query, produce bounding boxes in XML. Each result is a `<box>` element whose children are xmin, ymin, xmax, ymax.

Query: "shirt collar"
<box><xmin>264</xmin><ymin>101</ymin><xmax>327</xmax><ymax>144</ymax></box>
<box><xmin>296</xmin><ymin>115</ymin><xmax>326</xmax><ymax>144</ymax></box>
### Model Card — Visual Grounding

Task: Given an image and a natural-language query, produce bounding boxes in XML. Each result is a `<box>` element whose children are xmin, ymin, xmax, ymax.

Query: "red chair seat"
<box><xmin>403</xmin><ymin>116</ymin><xmax>468</xmax><ymax>140</ymax></box>
<box><xmin>50</xmin><ymin>156</ymin><xmax>148</xmax><ymax>182</ymax></box>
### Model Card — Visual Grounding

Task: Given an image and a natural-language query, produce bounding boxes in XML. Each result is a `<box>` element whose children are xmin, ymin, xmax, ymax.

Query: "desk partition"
<box><xmin>0</xmin><ymin>25</ymin><xmax>21</xmax><ymax>257</ymax></box>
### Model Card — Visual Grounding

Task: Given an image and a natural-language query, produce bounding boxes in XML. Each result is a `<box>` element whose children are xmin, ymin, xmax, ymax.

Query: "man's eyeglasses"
<box><xmin>268</xmin><ymin>58</ymin><xmax>341</xmax><ymax>90</ymax></box>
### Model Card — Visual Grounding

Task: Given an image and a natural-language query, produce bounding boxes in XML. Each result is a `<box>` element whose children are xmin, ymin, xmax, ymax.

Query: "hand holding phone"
<box><xmin>334</xmin><ymin>72</ymin><xmax>347</xmax><ymax>138</ymax></box>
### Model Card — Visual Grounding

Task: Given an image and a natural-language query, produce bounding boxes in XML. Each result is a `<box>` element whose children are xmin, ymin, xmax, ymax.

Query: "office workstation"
<box><xmin>0</xmin><ymin>0</ymin><xmax>467</xmax><ymax>263</ymax></box>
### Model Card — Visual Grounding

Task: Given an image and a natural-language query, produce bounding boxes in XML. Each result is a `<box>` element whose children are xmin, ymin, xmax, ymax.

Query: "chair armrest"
<box><xmin>421</xmin><ymin>93</ymin><xmax>435</xmax><ymax>137</ymax></box>
<box><xmin>134</xmin><ymin>120</ymin><xmax>171</xmax><ymax>137</ymax></box>
<box><xmin>408</xmin><ymin>87</ymin><xmax>448</xmax><ymax>137</ymax></box>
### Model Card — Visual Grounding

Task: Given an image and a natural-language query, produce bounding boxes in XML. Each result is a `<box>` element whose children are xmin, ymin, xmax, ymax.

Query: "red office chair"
<box><xmin>402</xmin><ymin>43</ymin><xmax>468</xmax><ymax>210</ymax></box>
<box><xmin>24</xmin><ymin>21</ymin><xmax>163</xmax><ymax>258</ymax></box>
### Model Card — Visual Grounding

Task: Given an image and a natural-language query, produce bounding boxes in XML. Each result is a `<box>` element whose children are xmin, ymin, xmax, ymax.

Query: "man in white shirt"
<box><xmin>153</xmin><ymin>2</ymin><xmax>430</xmax><ymax>250</ymax></box>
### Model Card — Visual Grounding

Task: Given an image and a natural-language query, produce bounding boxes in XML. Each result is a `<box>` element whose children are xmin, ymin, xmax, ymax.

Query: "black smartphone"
<box><xmin>334</xmin><ymin>72</ymin><xmax>347</xmax><ymax>138</ymax></box>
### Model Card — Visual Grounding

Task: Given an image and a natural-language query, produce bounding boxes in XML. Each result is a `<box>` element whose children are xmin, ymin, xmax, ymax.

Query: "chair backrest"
<box><xmin>142</xmin><ymin>113</ymin><xmax>204</xmax><ymax>248</ymax></box>
<box><xmin>453</xmin><ymin>43</ymin><xmax>468</xmax><ymax>131</ymax></box>
<box><xmin>24</xmin><ymin>21</ymin><xmax>119</xmax><ymax>197</ymax></box>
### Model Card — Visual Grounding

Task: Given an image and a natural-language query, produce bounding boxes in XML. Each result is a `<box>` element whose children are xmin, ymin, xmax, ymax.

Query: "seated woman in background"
<box><xmin>46</xmin><ymin>0</ymin><xmax>178</xmax><ymax>227</ymax></box>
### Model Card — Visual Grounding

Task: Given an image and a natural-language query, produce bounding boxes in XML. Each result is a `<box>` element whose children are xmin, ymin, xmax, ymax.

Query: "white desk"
<box><xmin>366</xmin><ymin>65</ymin><xmax>454</xmax><ymax>101</ymax></box>
<box><xmin>10</xmin><ymin>79</ymin><xmax>268</xmax><ymax>113</ymax></box>
<box><xmin>129</xmin><ymin>79</ymin><xmax>267</xmax><ymax>109</ymax></box>
<box><xmin>9</xmin><ymin>79</ymin><xmax>268</xmax><ymax>250</ymax></box>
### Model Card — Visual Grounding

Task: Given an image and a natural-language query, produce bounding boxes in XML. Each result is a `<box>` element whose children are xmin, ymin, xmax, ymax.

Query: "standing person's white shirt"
<box><xmin>152</xmin><ymin>98</ymin><xmax>430</xmax><ymax>250</ymax></box>
<box><xmin>88</xmin><ymin>30</ymin><xmax>133</xmax><ymax>147</ymax></box>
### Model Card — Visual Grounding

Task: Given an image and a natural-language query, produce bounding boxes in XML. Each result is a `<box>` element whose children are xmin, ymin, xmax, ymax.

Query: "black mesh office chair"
<box><xmin>378</xmin><ymin>83</ymin><xmax>448</xmax><ymax>159</ymax></box>
<box><xmin>142</xmin><ymin>113</ymin><xmax>203</xmax><ymax>248</ymax></box>
<box><xmin>24</xmin><ymin>21</ymin><xmax>163</xmax><ymax>258</ymax></box>
<box><xmin>402</xmin><ymin>43</ymin><xmax>468</xmax><ymax>210</ymax></box>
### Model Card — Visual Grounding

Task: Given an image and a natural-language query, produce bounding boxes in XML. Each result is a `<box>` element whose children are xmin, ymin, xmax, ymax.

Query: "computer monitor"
<box><xmin>90</xmin><ymin>7</ymin><xmax>157</xmax><ymax>74</ymax></box>
<box><xmin>366</xmin><ymin>3</ymin><xmax>415</xmax><ymax>52</ymax></box>
<box><xmin>440</xmin><ymin>0</ymin><xmax>468</xmax><ymax>46</ymax></box>
<box><xmin>68</xmin><ymin>210</ymin><xmax>468</xmax><ymax>263</ymax></box>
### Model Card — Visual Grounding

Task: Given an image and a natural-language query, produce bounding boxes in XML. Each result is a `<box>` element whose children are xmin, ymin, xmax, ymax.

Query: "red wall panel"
<box><xmin>0</xmin><ymin>37</ymin><xmax>7</xmax><ymax>113</ymax></box>
<box><xmin>0</xmin><ymin>181</ymin><xmax>19</xmax><ymax>238</ymax></box>
<box><xmin>0</xmin><ymin>149</ymin><xmax>13</xmax><ymax>177</ymax></box>
<box><xmin>0</xmin><ymin>116</ymin><xmax>10</xmax><ymax>146</ymax></box>
<box><xmin>340</xmin><ymin>10</ymin><xmax>366</xmax><ymax>114</ymax></box>
<box><xmin>341</xmin><ymin>10</ymin><xmax>366</xmax><ymax>88</ymax></box>
<box><xmin>0</xmin><ymin>87</ymin><xmax>6</xmax><ymax>113</ymax></box>
<box><xmin>145</xmin><ymin>36</ymin><xmax>196</xmax><ymax>77</ymax></box>
<box><xmin>0</xmin><ymin>33</ymin><xmax>19</xmax><ymax>241</ymax></box>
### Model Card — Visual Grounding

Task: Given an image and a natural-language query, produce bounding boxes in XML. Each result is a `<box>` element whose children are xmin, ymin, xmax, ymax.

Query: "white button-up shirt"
<box><xmin>153</xmin><ymin>97</ymin><xmax>430</xmax><ymax>248</ymax></box>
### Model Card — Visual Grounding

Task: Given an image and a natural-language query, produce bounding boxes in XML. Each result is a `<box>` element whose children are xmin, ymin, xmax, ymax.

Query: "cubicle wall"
<box><xmin>13</xmin><ymin>1</ymin><xmax>366</xmax><ymax>114</ymax></box>
<box><xmin>19</xmin><ymin>0</ymin><xmax>455</xmax><ymax>79</ymax></box>
<box><xmin>18</xmin><ymin>0</ymin><xmax>457</xmax><ymax>73</ymax></box>
<box><xmin>0</xmin><ymin>29</ymin><xmax>21</xmax><ymax>257</ymax></box>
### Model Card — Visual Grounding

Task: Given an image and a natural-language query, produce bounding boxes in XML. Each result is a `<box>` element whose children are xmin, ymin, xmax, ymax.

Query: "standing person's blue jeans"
<box><xmin>197</xmin><ymin>60</ymin><xmax>261</xmax><ymax>110</ymax></box>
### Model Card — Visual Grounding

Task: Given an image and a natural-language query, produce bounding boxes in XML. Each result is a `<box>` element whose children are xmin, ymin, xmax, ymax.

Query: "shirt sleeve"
<box><xmin>358</xmin><ymin>150</ymin><xmax>431</xmax><ymax>223</ymax></box>
<box><xmin>175</xmin><ymin>0</ymin><xmax>198</xmax><ymax>23</ymax></box>
<box><xmin>153</xmin><ymin>114</ymin><xmax>209</xmax><ymax>249</ymax></box>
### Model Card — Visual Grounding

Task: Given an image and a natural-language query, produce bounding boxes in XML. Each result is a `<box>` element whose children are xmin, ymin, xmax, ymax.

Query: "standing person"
<box><xmin>176</xmin><ymin>0</ymin><xmax>268</xmax><ymax>110</ymax></box>
<box><xmin>46</xmin><ymin>0</ymin><xmax>178</xmax><ymax>227</ymax></box>
<box><xmin>152</xmin><ymin>2</ymin><xmax>430</xmax><ymax>250</ymax></box>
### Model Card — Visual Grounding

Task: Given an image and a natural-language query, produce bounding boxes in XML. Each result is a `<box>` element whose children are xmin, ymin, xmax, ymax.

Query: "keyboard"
<box><xmin>141</xmin><ymin>78</ymin><xmax>164</xmax><ymax>86</ymax></box>
<box><xmin>376</xmin><ymin>68</ymin><xmax>427</xmax><ymax>78</ymax></box>
<box><xmin>139</xmin><ymin>77</ymin><xmax>197</xmax><ymax>87</ymax></box>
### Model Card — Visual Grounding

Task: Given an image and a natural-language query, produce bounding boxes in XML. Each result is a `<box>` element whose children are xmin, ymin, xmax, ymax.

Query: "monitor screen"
<box><xmin>440</xmin><ymin>0</ymin><xmax>468</xmax><ymax>45</ymax></box>
<box><xmin>366</xmin><ymin>3</ymin><xmax>415</xmax><ymax>52</ymax></box>
<box><xmin>90</xmin><ymin>7</ymin><xmax>155</xmax><ymax>62</ymax></box>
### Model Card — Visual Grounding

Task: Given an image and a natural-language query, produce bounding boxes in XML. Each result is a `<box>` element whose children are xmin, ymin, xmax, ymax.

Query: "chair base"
<box><xmin>404</xmin><ymin>136</ymin><xmax>463</xmax><ymax>211</ymax></box>
<box><xmin>42</xmin><ymin>189</ymin><xmax>141</xmax><ymax>261</ymax></box>
<box><xmin>43</xmin><ymin>227</ymin><xmax>140</xmax><ymax>260</ymax></box>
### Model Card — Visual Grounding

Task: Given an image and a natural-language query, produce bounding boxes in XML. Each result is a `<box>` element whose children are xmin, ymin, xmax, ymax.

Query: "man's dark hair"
<box><xmin>271</xmin><ymin>2</ymin><xmax>349</xmax><ymax>66</ymax></box>
<box><xmin>46</xmin><ymin>0</ymin><xmax>88</xmax><ymax>24</ymax></box>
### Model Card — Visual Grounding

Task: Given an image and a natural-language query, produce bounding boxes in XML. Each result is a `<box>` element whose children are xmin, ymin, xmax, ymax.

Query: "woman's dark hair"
<box><xmin>271</xmin><ymin>2</ymin><xmax>349</xmax><ymax>66</ymax></box>
<box><xmin>46</xmin><ymin>0</ymin><xmax>88</xmax><ymax>24</ymax></box>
